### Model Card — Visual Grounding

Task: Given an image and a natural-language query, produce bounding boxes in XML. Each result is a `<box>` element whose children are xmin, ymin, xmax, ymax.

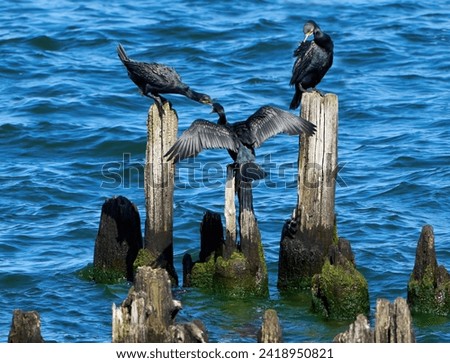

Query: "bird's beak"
<box><xmin>303</xmin><ymin>30</ymin><xmax>313</xmax><ymax>43</ymax></box>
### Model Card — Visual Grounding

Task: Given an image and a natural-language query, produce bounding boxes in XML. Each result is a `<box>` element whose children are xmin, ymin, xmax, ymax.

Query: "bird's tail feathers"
<box><xmin>289</xmin><ymin>88</ymin><xmax>302</xmax><ymax>110</ymax></box>
<box><xmin>117</xmin><ymin>43</ymin><xmax>130</xmax><ymax>63</ymax></box>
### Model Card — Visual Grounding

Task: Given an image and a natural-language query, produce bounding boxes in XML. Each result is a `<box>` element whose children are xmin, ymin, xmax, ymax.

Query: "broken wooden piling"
<box><xmin>93</xmin><ymin>195</ymin><xmax>142</xmax><ymax>283</ymax></box>
<box><xmin>182</xmin><ymin>210</ymin><xmax>224</xmax><ymax>287</ymax></box>
<box><xmin>407</xmin><ymin>225</ymin><xmax>450</xmax><ymax>316</ymax></box>
<box><xmin>186</xmin><ymin>164</ymin><xmax>268</xmax><ymax>297</ymax></box>
<box><xmin>8</xmin><ymin>310</ymin><xmax>44</xmax><ymax>343</ymax></box>
<box><xmin>199</xmin><ymin>210</ymin><xmax>224</xmax><ymax>263</ymax></box>
<box><xmin>333</xmin><ymin>297</ymin><xmax>415</xmax><ymax>343</ymax></box>
<box><xmin>144</xmin><ymin>102</ymin><xmax>178</xmax><ymax>285</ymax></box>
<box><xmin>112</xmin><ymin>266</ymin><xmax>207</xmax><ymax>343</ymax></box>
<box><xmin>257</xmin><ymin>309</ymin><xmax>283</xmax><ymax>343</ymax></box>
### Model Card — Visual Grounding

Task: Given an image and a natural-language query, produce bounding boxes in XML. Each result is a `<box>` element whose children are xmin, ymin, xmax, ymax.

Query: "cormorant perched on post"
<box><xmin>290</xmin><ymin>20</ymin><xmax>334</xmax><ymax>110</ymax></box>
<box><xmin>117</xmin><ymin>43</ymin><xmax>212</xmax><ymax>115</ymax></box>
<box><xmin>165</xmin><ymin>102</ymin><xmax>316</xmax><ymax>180</ymax></box>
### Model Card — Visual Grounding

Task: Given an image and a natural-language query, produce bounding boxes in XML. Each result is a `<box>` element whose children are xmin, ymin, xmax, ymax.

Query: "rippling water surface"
<box><xmin>1</xmin><ymin>0</ymin><xmax>449</xmax><ymax>342</ymax></box>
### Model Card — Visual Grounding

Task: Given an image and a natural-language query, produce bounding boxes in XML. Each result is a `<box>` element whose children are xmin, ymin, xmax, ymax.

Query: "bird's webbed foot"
<box><xmin>151</xmin><ymin>95</ymin><xmax>167</xmax><ymax>117</ymax></box>
<box><xmin>311</xmin><ymin>88</ymin><xmax>326</xmax><ymax>97</ymax></box>
<box><xmin>299</xmin><ymin>84</ymin><xmax>308</xmax><ymax>93</ymax></box>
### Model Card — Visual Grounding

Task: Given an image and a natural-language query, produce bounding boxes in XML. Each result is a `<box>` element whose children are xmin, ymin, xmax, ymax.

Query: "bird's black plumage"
<box><xmin>165</xmin><ymin>103</ymin><xmax>316</xmax><ymax>180</ymax></box>
<box><xmin>290</xmin><ymin>20</ymin><xmax>334</xmax><ymax>110</ymax></box>
<box><xmin>117</xmin><ymin>43</ymin><xmax>212</xmax><ymax>113</ymax></box>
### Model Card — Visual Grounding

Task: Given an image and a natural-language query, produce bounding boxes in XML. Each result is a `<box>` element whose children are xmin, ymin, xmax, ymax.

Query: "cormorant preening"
<box><xmin>117</xmin><ymin>43</ymin><xmax>212</xmax><ymax>114</ymax></box>
<box><xmin>165</xmin><ymin>103</ymin><xmax>316</xmax><ymax>180</ymax></box>
<box><xmin>290</xmin><ymin>20</ymin><xmax>334</xmax><ymax>110</ymax></box>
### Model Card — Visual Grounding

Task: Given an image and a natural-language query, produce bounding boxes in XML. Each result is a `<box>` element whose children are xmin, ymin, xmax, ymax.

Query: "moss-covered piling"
<box><xmin>407</xmin><ymin>225</ymin><xmax>450</xmax><ymax>316</ymax></box>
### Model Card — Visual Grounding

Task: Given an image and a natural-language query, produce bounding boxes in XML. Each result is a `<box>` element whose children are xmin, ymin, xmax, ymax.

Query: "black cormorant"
<box><xmin>290</xmin><ymin>20</ymin><xmax>333</xmax><ymax>110</ymax></box>
<box><xmin>117</xmin><ymin>43</ymin><xmax>212</xmax><ymax>114</ymax></box>
<box><xmin>165</xmin><ymin>103</ymin><xmax>316</xmax><ymax>180</ymax></box>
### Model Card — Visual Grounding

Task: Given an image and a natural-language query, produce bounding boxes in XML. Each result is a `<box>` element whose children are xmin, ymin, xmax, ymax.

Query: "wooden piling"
<box><xmin>182</xmin><ymin>211</ymin><xmax>224</xmax><ymax>287</ymax></box>
<box><xmin>334</xmin><ymin>297</ymin><xmax>415</xmax><ymax>343</ymax></box>
<box><xmin>407</xmin><ymin>225</ymin><xmax>450</xmax><ymax>316</ymax></box>
<box><xmin>199</xmin><ymin>210</ymin><xmax>224</xmax><ymax>262</ymax></box>
<box><xmin>278</xmin><ymin>92</ymin><xmax>368</xmax><ymax>318</ymax></box>
<box><xmin>257</xmin><ymin>309</ymin><xmax>283</xmax><ymax>343</ymax></box>
<box><xmin>188</xmin><ymin>164</ymin><xmax>268</xmax><ymax>297</ymax></box>
<box><xmin>224</xmin><ymin>164</ymin><xmax>237</xmax><ymax>259</ymax></box>
<box><xmin>297</xmin><ymin>92</ymin><xmax>338</xmax><ymax>240</ymax></box>
<box><xmin>8</xmin><ymin>310</ymin><xmax>44</xmax><ymax>343</ymax></box>
<box><xmin>238</xmin><ymin>179</ymin><xmax>267</xmax><ymax>288</ymax></box>
<box><xmin>112</xmin><ymin>266</ymin><xmax>208</xmax><ymax>343</ymax></box>
<box><xmin>93</xmin><ymin>195</ymin><xmax>142</xmax><ymax>283</ymax></box>
<box><xmin>278</xmin><ymin>91</ymin><xmax>339</xmax><ymax>289</ymax></box>
<box><xmin>144</xmin><ymin>102</ymin><xmax>178</xmax><ymax>285</ymax></box>
<box><xmin>375</xmin><ymin>297</ymin><xmax>415</xmax><ymax>343</ymax></box>
<box><xmin>333</xmin><ymin>314</ymin><xmax>373</xmax><ymax>343</ymax></box>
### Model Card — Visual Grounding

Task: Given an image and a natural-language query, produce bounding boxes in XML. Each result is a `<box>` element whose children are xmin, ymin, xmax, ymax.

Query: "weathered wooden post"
<box><xmin>144</xmin><ymin>102</ymin><xmax>178</xmax><ymax>285</ymax></box>
<box><xmin>407</xmin><ymin>225</ymin><xmax>450</xmax><ymax>316</ymax></box>
<box><xmin>375</xmin><ymin>297</ymin><xmax>415</xmax><ymax>343</ymax></box>
<box><xmin>333</xmin><ymin>297</ymin><xmax>415</xmax><ymax>343</ymax></box>
<box><xmin>112</xmin><ymin>266</ymin><xmax>207</xmax><ymax>343</ymax></box>
<box><xmin>223</xmin><ymin>164</ymin><xmax>237</xmax><ymax>259</ymax></box>
<box><xmin>93</xmin><ymin>195</ymin><xmax>142</xmax><ymax>283</ymax></box>
<box><xmin>278</xmin><ymin>92</ymin><xmax>338</xmax><ymax>289</ymax></box>
<box><xmin>257</xmin><ymin>309</ymin><xmax>283</xmax><ymax>343</ymax></box>
<box><xmin>333</xmin><ymin>314</ymin><xmax>373</xmax><ymax>343</ymax></box>
<box><xmin>278</xmin><ymin>92</ymin><xmax>368</xmax><ymax>319</ymax></box>
<box><xmin>236</xmin><ymin>178</ymin><xmax>268</xmax><ymax>293</ymax></box>
<box><xmin>8</xmin><ymin>310</ymin><xmax>44</xmax><ymax>343</ymax></box>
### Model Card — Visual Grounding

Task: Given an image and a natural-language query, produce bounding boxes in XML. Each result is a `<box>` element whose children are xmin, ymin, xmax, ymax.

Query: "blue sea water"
<box><xmin>0</xmin><ymin>0</ymin><xmax>449</xmax><ymax>343</ymax></box>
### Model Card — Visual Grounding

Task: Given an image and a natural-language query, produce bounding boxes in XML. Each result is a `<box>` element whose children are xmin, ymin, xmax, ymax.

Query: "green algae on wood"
<box><xmin>407</xmin><ymin>225</ymin><xmax>450</xmax><ymax>316</ymax></box>
<box><xmin>214</xmin><ymin>251</ymin><xmax>268</xmax><ymax>298</ymax></box>
<box><xmin>190</xmin><ymin>255</ymin><xmax>215</xmax><ymax>289</ymax></box>
<box><xmin>311</xmin><ymin>259</ymin><xmax>369</xmax><ymax>320</ymax></box>
<box><xmin>189</xmin><ymin>251</ymin><xmax>268</xmax><ymax>298</ymax></box>
<box><xmin>186</xmin><ymin>169</ymin><xmax>268</xmax><ymax>298</ymax></box>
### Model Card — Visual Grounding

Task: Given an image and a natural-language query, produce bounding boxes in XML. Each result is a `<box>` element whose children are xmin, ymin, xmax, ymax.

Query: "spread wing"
<box><xmin>243</xmin><ymin>106</ymin><xmax>316</xmax><ymax>148</ymax></box>
<box><xmin>165</xmin><ymin>120</ymin><xmax>240</xmax><ymax>162</ymax></box>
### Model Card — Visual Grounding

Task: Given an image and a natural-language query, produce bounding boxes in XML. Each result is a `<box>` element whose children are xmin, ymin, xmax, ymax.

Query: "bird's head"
<box><xmin>303</xmin><ymin>20</ymin><xmax>319</xmax><ymax>42</ymax></box>
<box><xmin>199</xmin><ymin>94</ymin><xmax>213</xmax><ymax>105</ymax></box>
<box><xmin>211</xmin><ymin>102</ymin><xmax>225</xmax><ymax>115</ymax></box>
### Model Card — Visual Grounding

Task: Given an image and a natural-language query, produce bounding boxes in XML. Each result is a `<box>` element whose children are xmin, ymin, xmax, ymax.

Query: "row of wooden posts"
<box><xmin>94</xmin><ymin>92</ymin><xmax>346</xmax><ymax>297</ymax></box>
<box><xmin>7</xmin><ymin>294</ymin><xmax>415</xmax><ymax>343</ymax></box>
<box><xmin>9</xmin><ymin>93</ymin><xmax>446</xmax><ymax>342</ymax></box>
<box><xmin>91</xmin><ymin>91</ymin><xmax>450</xmax><ymax>343</ymax></box>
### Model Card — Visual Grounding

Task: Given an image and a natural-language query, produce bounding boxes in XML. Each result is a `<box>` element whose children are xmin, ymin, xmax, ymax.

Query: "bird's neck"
<box><xmin>314</xmin><ymin>31</ymin><xmax>333</xmax><ymax>51</ymax></box>
<box><xmin>185</xmin><ymin>88</ymin><xmax>205</xmax><ymax>102</ymax></box>
<box><xmin>217</xmin><ymin>112</ymin><xmax>228</xmax><ymax>125</ymax></box>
